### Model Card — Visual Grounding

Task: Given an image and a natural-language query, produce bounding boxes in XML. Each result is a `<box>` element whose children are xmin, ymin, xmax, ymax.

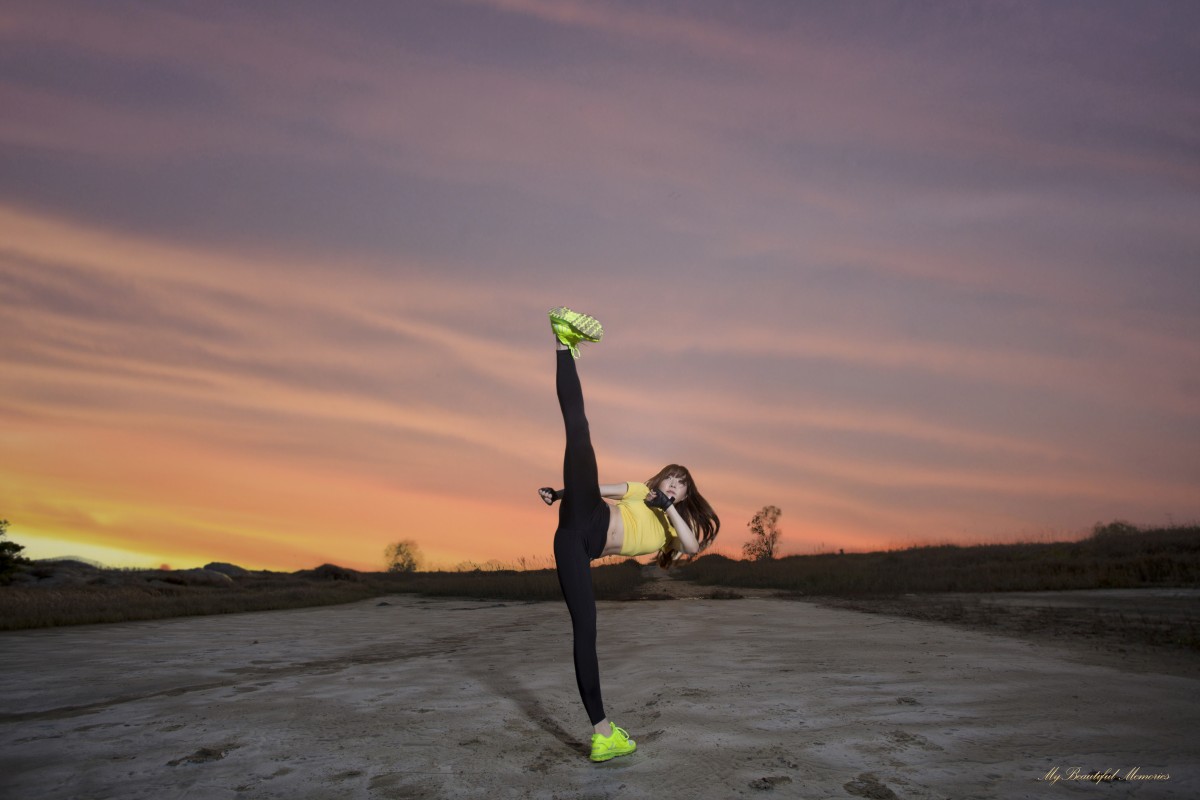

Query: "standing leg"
<box><xmin>553</xmin><ymin>527</ymin><xmax>605</xmax><ymax>725</ymax></box>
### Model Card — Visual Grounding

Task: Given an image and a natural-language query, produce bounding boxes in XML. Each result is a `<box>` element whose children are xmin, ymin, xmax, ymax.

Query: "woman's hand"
<box><xmin>539</xmin><ymin>487</ymin><xmax>563</xmax><ymax>506</ymax></box>
<box><xmin>644</xmin><ymin>489</ymin><xmax>674</xmax><ymax>511</ymax></box>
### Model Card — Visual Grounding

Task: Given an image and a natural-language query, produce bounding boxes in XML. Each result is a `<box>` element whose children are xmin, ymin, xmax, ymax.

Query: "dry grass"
<box><xmin>678</xmin><ymin>524</ymin><xmax>1200</xmax><ymax>595</ymax></box>
<box><xmin>817</xmin><ymin>593</ymin><xmax>1200</xmax><ymax>652</ymax></box>
<box><xmin>0</xmin><ymin>561</ymin><xmax>647</xmax><ymax>631</ymax></box>
<box><xmin>379</xmin><ymin>559</ymin><xmax>644</xmax><ymax>602</ymax></box>
<box><xmin>0</xmin><ymin>579</ymin><xmax>379</xmax><ymax>631</ymax></box>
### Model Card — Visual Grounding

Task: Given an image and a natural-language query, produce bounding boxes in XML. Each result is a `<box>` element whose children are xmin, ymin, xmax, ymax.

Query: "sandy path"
<box><xmin>1</xmin><ymin>593</ymin><xmax>1195</xmax><ymax>799</ymax></box>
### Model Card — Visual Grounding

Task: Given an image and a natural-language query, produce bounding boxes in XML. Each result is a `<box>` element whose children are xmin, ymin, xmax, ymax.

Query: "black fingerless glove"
<box><xmin>540</xmin><ymin>487</ymin><xmax>564</xmax><ymax>505</ymax></box>
<box><xmin>644</xmin><ymin>491</ymin><xmax>674</xmax><ymax>511</ymax></box>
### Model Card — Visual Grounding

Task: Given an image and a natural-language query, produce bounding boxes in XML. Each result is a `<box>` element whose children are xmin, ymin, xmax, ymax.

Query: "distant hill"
<box><xmin>35</xmin><ymin>556</ymin><xmax>106</xmax><ymax>569</ymax></box>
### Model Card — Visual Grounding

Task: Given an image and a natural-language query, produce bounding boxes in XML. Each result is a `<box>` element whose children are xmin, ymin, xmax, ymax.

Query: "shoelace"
<box><xmin>608</xmin><ymin>725</ymin><xmax>627</xmax><ymax>740</ymax></box>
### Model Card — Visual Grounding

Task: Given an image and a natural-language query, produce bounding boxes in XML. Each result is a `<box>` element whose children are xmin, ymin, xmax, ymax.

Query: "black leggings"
<box><xmin>553</xmin><ymin>348</ymin><xmax>611</xmax><ymax>725</ymax></box>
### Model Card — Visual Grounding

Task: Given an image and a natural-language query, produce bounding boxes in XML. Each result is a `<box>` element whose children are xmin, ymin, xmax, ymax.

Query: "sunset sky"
<box><xmin>3</xmin><ymin>1</ymin><xmax>1198</xmax><ymax>572</ymax></box>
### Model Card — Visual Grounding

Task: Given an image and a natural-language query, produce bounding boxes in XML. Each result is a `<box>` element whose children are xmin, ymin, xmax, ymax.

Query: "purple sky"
<box><xmin>2</xmin><ymin>1</ymin><xmax>1198</xmax><ymax>570</ymax></box>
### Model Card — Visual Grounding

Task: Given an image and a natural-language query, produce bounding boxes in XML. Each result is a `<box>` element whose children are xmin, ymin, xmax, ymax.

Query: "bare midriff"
<box><xmin>600</xmin><ymin>505</ymin><xmax>625</xmax><ymax>557</ymax></box>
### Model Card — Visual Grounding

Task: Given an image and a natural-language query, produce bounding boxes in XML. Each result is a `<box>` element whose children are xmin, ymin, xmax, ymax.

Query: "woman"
<box><xmin>539</xmin><ymin>306</ymin><xmax>720</xmax><ymax>762</ymax></box>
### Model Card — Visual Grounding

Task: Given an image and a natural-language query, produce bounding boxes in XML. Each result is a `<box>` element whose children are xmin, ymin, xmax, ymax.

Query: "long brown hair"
<box><xmin>645</xmin><ymin>464</ymin><xmax>720</xmax><ymax>569</ymax></box>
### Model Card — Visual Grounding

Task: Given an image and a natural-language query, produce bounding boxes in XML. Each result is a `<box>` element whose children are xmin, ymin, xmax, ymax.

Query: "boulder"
<box><xmin>302</xmin><ymin>563</ymin><xmax>361</xmax><ymax>582</ymax></box>
<box><xmin>204</xmin><ymin>562</ymin><xmax>250</xmax><ymax>577</ymax></box>
<box><xmin>24</xmin><ymin>559</ymin><xmax>99</xmax><ymax>586</ymax></box>
<box><xmin>33</xmin><ymin>571</ymin><xmax>89</xmax><ymax>587</ymax></box>
<box><xmin>162</xmin><ymin>568</ymin><xmax>235</xmax><ymax>587</ymax></box>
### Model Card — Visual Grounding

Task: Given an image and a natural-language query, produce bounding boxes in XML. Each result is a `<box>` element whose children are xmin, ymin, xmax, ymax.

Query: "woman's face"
<box><xmin>657</xmin><ymin>473</ymin><xmax>689</xmax><ymax>503</ymax></box>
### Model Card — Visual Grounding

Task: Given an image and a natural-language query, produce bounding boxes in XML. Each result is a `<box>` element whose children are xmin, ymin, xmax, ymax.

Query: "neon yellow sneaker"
<box><xmin>549</xmin><ymin>306</ymin><xmax>604</xmax><ymax>359</ymax></box>
<box><xmin>590</xmin><ymin>722</ymin><xmax>636</xmax><ymax>762</ymax></box>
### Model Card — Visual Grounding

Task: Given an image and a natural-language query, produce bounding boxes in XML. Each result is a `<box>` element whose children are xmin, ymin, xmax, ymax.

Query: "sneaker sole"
<box><xmin>549</xmin><ymin>307</ymin><xmax>604</xmax><ymax>342</ymax></box>
<box><xmin>590</xmin><ymin>747</ymin><xmax>636</xmax><ymax>762</ymax></box>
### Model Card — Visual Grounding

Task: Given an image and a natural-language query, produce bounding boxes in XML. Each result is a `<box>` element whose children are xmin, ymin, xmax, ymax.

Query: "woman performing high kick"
<box><xmin>541</xmin><ymin>306</ymin><xmax>720</xmax><ymax>762</ymax></box>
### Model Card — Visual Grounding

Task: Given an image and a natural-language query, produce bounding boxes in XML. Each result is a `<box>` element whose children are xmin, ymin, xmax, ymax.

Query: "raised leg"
<box><xmin>556</xmin><ymin>348</ymin><xmax>602</xmax><ymax>530</ymax></box>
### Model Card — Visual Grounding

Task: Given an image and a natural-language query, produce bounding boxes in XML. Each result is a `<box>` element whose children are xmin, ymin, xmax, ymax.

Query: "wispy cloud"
<box><xmin>2</xmin><ymin>2</ymin><xmax>1197</xmax><ymax>568</ymax></box>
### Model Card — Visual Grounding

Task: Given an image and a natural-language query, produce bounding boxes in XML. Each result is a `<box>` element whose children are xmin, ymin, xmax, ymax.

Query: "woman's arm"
<box><xmin>540</xmin><ymin>483</ymin><xmax>628</xmax><ymax>505</ymax></box>
<box><xmin>664</xmin><ymin>504</ymin><xmax>700</xmax><ymax>555</ymax></box>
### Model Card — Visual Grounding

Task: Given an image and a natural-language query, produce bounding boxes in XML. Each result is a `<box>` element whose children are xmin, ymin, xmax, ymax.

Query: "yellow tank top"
<box><xmin>617</xmin><ymin>482</ymin><xmax>678</xmax><ymax>557</ymax></box>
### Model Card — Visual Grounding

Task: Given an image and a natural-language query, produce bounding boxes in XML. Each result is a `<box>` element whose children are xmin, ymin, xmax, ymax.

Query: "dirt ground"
<box><xmin>1</xmin><ymin>583</ymin><xmax>1197</xmax><ymax>800</ymax></box>
<box><xmin>806</xmin><ymin>588</ymin><xmax>1200</xmax><ymax>682</ymax></box>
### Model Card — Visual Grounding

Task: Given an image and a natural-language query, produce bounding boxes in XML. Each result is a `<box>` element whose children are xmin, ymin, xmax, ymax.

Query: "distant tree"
<box><xmin>742</xmin><ymin>505</ymin><xmax>782</xmax><ymax>561</ymax></box>
<box><xmin>384</xmin><ymin>539</ymin><xmax>422</xmax><ymax>573</ymax></box>
<box><xmin>1</xmin><ymin>519</ymin><xmax>32</xmax><ymax>584</ymax></box>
